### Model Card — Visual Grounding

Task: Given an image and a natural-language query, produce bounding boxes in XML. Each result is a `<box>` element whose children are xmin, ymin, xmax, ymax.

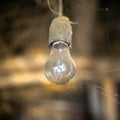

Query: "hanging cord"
<box><xmin>47</xmin><ymin>0</ymin><xmax>63</xmax><ymax>16</ymax></box>
<box><xmin>58</xmin><ymin>0</ymin><xmax>63</xmax><ymax>16</ymax></box>
<box><xmin>47</xmin><ymin>0</ymin><xmax>78</xmax><ymax>24</ymax></box>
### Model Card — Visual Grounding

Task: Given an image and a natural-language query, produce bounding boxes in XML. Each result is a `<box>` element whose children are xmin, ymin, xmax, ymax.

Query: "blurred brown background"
<box><xmin>0</xmin><ymin>0</ymin><xmax>120</xmax><ymax>120</ymax></box>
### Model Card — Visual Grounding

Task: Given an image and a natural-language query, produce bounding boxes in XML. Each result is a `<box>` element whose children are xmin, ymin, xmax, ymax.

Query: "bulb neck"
<box><xmin>51</xmin><ymin>41</ymin><xmax>69</xmax><ymax>50</ymax></box>
<box><xmin>50</xmin><ymin>41</ymin><xmax>71</xmax><ymax>56</ymax></box>
<box><xmin>49</xmin><ymin>41</ymin><xmax>70</xmax><ymax>49</ymax></box>
<box><xmin>49</xmin><ymin>40</ymin><xmax>71</xmax><ymax>49</ymax></box>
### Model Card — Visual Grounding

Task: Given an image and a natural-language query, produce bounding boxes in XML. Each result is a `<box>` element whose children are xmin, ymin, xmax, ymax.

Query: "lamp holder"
<box><xmin>48</xmin><ymin>16</ymin><xmax>73</xmax><ymax>48</ymax></box>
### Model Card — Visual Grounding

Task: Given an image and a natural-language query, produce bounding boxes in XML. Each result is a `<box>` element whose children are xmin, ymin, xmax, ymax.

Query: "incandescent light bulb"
<box><xmin>44</xmin><ymin>41</ymin><xmax>76</xmax><ymax>84</ymax></box>
<box><xmin>44</xmin><ymin>16</ymin><xmax>76</xmax><ymax>84</ymax></box>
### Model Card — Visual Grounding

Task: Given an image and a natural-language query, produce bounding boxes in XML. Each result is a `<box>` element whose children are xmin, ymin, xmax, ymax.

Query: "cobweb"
<box><xmin>0</xmin><ymin>1</ymin><xmax>120</xmax><ymax>119</ymax></box>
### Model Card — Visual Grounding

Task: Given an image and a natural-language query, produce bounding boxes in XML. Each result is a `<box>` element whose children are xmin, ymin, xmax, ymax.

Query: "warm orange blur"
<box><xmin>0</xmin><ymin>0</ymin><xmax>120</xmax><ymax>120</ymax></box>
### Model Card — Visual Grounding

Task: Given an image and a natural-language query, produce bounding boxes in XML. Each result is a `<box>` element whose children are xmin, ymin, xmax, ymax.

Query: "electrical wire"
<box><xmin>47</xmin><ymin>0</ymin><xmax>63</xmax><ymax>16</ymax></box>
<box><xmin>58</xmin><ymin>0</ymin><xmax>63</xmax><ymax>16</ymax></box>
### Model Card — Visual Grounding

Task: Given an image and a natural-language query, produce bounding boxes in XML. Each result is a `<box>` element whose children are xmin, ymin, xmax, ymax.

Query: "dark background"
<box><xmin>0</xmin><ymin>0</ymin><xmax>120</xmax><ymax>120</ymax></box>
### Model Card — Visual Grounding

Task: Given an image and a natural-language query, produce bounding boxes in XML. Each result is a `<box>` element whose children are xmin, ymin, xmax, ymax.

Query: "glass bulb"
<box><xmin>44</xmin><ymin>41</ymin><xmax>76</xmax><ymax>84</ymax></box>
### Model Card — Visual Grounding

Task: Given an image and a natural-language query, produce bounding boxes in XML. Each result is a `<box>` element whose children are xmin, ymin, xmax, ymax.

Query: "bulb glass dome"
<box><xmin>44</xmin><ymin>41</ymin><xmax>76</xmax><ymax>84</ymax></box>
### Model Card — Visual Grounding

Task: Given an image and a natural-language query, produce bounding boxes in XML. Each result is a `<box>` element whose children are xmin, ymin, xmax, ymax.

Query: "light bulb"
<box><xmin>44</xmin><ymin>41</ymin><xmax>76</xmax><ymax>84</ymax></box>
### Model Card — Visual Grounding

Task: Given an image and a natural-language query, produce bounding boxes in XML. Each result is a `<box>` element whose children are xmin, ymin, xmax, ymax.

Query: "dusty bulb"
<box><xmin>44</xmin><ymin>16</ymin><xmax>76</xmax><ymax>84</ymax></box>
<box><xmin>44</xmin><ymin>41</ymin><xmax>76</xmax><ymax>84</ymax></box>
